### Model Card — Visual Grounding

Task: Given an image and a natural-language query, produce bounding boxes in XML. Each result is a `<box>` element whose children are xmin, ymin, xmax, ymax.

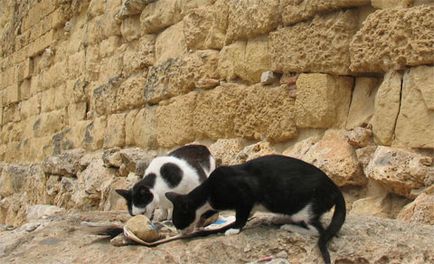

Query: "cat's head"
<box><xmin>116</xmin><ymin>180</ymin><xmax>157</xmax><ymax>218</ymax></box>
<box><xmin>165</xmin><ymin>192</ymin><xmax>197</xmax><ymax>234</ymax></box>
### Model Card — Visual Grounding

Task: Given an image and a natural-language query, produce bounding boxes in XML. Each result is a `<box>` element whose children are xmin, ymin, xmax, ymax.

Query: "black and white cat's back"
<box><xmin>166</xmin><ymin>155</ymin><xmax>346</xmax><ymax>264</ymax></box>
<box><xmin>116</xmin><ymin>144</ymin><xmax>216</xmax><ymax>219</ymax></box>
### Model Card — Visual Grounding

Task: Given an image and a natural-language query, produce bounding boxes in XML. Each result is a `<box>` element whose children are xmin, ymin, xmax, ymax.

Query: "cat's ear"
<box><xmin>165</xmin><ymin>192</ymin><xmax>181</xmax><ymax>205</ymax></box>
<box><xmin>116</xmin><ymin>189</ymin><xmax>131</xmax><ymax>200</ymax></box>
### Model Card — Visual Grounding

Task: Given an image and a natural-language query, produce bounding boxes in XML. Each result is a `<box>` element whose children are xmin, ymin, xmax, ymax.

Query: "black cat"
<box><xmin>166</xmin><ymin>155</ymin><xmax>346</xmax><ymax>264</ymax></box>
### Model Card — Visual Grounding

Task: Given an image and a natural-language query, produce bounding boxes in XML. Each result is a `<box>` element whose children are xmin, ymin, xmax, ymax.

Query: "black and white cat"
<box><xmin>116</xmin><ymin>144</ymin><xmax>216</xmax><ymax>221</ymax></box>
<box><xmin>166</xmin><ymin>155</ymin><xmax>346</xmax><ymax>264</ymax></box>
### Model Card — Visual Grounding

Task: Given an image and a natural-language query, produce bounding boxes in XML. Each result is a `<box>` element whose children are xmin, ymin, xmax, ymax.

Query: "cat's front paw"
<box><xmin>224</xmin><ymin>228</ymin><xmax>240</xmax><ymax>236</ymax></box>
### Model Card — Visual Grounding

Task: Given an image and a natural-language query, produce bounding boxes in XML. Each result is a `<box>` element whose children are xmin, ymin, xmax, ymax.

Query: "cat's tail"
<box><xmin>318</xmin><ymin>191</ymin><xmax>346</xmax><ymax>264</ymax></box>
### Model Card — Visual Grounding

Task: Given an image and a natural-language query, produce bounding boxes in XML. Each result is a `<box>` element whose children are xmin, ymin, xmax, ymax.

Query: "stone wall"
<box><xmin>0</xmin><ymin>0</ymin><xmax>433</xmax><ymax>226</ymax></box>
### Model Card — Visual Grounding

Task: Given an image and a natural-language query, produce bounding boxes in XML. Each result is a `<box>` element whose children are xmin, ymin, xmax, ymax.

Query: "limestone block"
<box><xmin>291</xmin><ymin>130</ymin><xmax>366</xmax><ymax>187</ymax></box>
<box><xmin>236</xmin><ymin>141</ymin><xmax>279</xmax><ymax>164</ymax></box>
<box><xmin>397</xmin><ymin>192</ymin><xmax>434</xmax><ymax>225</ymax></box>
<box><xmin>218</xmin><ymin>37</ymin><xmax>270</xmax><ymax>83</ymax></box>
<box><xmin>33</xmin><ymin>110</ymin><xmax>66</xmax><ymax>138</ymax></box>
<box><xmin>281</xmin><ymin>0</ymin><xmax>370</xmax><ymax>25</ymax></box>
<box><xmin>87</xmin><ymin>15</ymin><xmax>107</xmax><ymax>45</ymax></box>
<box><xmin>92</xmin><ymin>79</ymin><xmax>121</xmax><ymax>116</ymax></box>
<box><xmin>346</xmin><ymin>77</ymin><xmax>380</xmax><ymax>129</ymax></box>
<box><xmin>144</xmin><ymin>50</ymin><xmax>219</xmax><ymax>104</ymax></box>
<box><xmin>270</xmin><ymin>10</ymin><xmax>358</xmax><ymax>75</ymax></box>
<box><xmin>154</xmin><ymin>22</ymin><xmax>187</xmax><ymax>64</ymax></box>
<box><xmin>67</xmin><ymin>102</ymin><xmax>87</xmax><ymax>124</ymax></box>
<box><xmin>345</xmin><ymin>127</ymin><xmax>373</xmax><ymax>148</ymax></box>
<box><xmin>194</xmin><ymin>84</ymin><xmax>244</xmax><ymax>140</ymax></box>
<box><xmin>350</xmin><ymin>6</ymin><xmax>434</xmax><ymax>72</ymax></box>
<box><xmin>295</xmin><ymin>73</ymin><xmax>353</xmax><ymax>128</ymax></box>
<box><xmin>20</xmin><ymin>94</ymin><xmax>41</xmax><ymax>119</ymax></box>
<box><xmin>19</xmin><ymin>79</ymin><xmax>31</xmax><ymax>101</ymax></box>
<box><xmin>395</xmin><ymin>66</ymin><xmax>434</xmax><ymax>149</ymax></box>
<box><xmin>42</xmin><ymin>149</ymin><xmax>85</xmax><ymax>177</ymax></box>
<box><xmin>104</xmin><ymin>113</ymin><xmax>126</xmax><ymax>148</ymax></box>
<box><xmin>140</xmin><ymin>0</ymin><xmax>183</xmax><ymax>34</ymax></box>
<box><xmin>365</xmin><ymin>146</ymin><xmax>432</xmax><ymax>198</ymax></box>
<box><xmin>0</xmin><ymin>165</ymin><xmax>28</xmax><ymax>197</ymax></box>
<box><xmin>121</xmin><ymin>15</ymin><xmax>141</xmax><ymax>42</ymax></box>
<box><xmin>182</xmin><ymin>3</ymin><xmax>227</xmax><ymax>50</ymax></box>
<box><xmin>131</xmin><ymin>107</ymin><xmax>158</xmax><ymax>148</ymax></box>
<box><xmin>372</xmin><ymin>71</ymin><xmax>402</xmax><ymax>145</ymax></box>
<box><xmin>226</xmin><ymin>0</ymin><xmax>280</xmax><ymax>43</ymax></box>
<box><xmin>3</xmin><ymin>103</ymin><xmax>21</xmax><ymax>123</ymax></box>
<box><xmin>65</xmin><ymin>79</ymin><xmax>87</xmax><ymax>104</ymax></box>
<box><xmin>6</xmin><ymin>84</ymin><xmax>19</xmax><ymax>105</ymax></box>
<box><xmin>156</xmin><ymin>92</ymin><xmax>197</xmax><ymax>148</ymax></box>
<box><xmin>209</xmin><ymin>138</ymin><xmax>246</xmax><ymax>166</ymax></box>
<box><xmin>125</xmin><ymin>110</ymin><xmax>139</xmax><ymax>146</ymax></box>
<box><xmin>54</xmin><ymin>85</ymin><xmax>68</xmax><ymax>110</ymax></box>
<box><xmin>67</xmin><ymin>50</ymin><xmax>85</xmax><ymax>79</ymax></box>
<box><xmin>98</xmin><ymin>54</ymin><xmax>123</xmax><ymax>83</ymax></box>
<box><xmin>371</xmin><ymin>0</ymin><xmax>413</xmax><ymax>8</ymax></box>
<box><xmin>115</xmin><ymin>73</ymin><xmax>146</xmax><ymax>111</ymax></box>
<box><xmin>234</xmin><ymin>84</ymin><xmax>297</xmax><ymax>142</ymax></box>
<box><xmin>122</xmin><ymin>35</ymin><xmax>155</xmax><ymax>74</ymax></box>
<box><xmin>41</xmin><ymin>88</ymin><xmax>56</xmax><ymax>113</ymax></box>
<box><xmin>88</xmin><ymin>0</ymin><xmax>105</xmax><ymax>18</ymax></box>
<box><xmin>74</xmin><ymin>159</ymin><xmax>116</xmax><ymax>209</ymax></box>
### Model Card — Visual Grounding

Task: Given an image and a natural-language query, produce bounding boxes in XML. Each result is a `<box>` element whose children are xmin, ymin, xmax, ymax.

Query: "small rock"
<box><xmin>102</xmin><ymin>148</ymin><xmax>122</xmax><ymax>168</ymax></box>
<box><xmin>195</xmin><ymin>78</ymin><xmax>220</xmax><ymax>89</ymax></box>
<box><xmin>261</xmin><ymin>71</ymin><xmax>279</xmax><ymax>85</ymax></box>
<box><xmin>24</xmin><ymin>223</ymin><xmax>41</xmax><ymax>232</ymax></box>
<box><xmin>345</xmin><ymin>127</ymin><xmax>373</xmax><ymax>148</ymax></box>
<box><xmin>275</xmin><ymin>251</ymin><xmax>288</xmax><ymax>259</ymax></box>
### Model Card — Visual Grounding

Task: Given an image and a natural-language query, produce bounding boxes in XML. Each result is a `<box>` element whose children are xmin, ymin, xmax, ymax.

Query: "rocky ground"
<box><xmin>1</xmin><ymin>209</ymin><xmax>433</xmax><ymax>264</ymax></box>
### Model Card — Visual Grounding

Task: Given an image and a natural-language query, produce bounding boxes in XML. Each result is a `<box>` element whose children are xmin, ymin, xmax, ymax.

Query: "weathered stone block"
<box><xmin>295</xmin><ymin>73</ymin><xmax>353</xmax><ymax>128</ymax></box>
<box><xmin>67</xmin><ymin>102</ymin><xmax>87</xmax><ymax>124</ymax></box>
<box><xmin>209</xmin><ymin>138</ymin><xmax>246</xmax><ymax>166</ymax></box>
<box><xmin>99</xmin><ymin>36</ymin><xmax>122</xmax><ymax>58</ymax></box>
<box><xmin>284</xmin><ymin>130</ymin><xmax>366</xmax><ymax>187</ymax></box>
<box><xmin>67</xmin><ymin>50</ymin><xmax>86</xmax><ymax>79</ymax></box>
<box><xmin>19</xmin><ymin>79</ymin><xmax>31</xmax><ymax>101</ymax></box>
<box><xmin>20</xmin><ymin>94</ymin><xmax>41</xmax><ymax>119</ymax></box>
<box><xmin>226</xmin><ymin>0</ymin><xmax>280</xmax><ymax>43</ymax></box>
<box><xmin>271</xmin><ymin>10</ymin><xmax>358</xmax><ymax>75</ymax></box>
<box><xmin>182</xmin><ymin>3</ymin><xmax>227</xmax><ymax>50</ymax></box>
<box><xmin>0</xmin><ymin>165</ymin><xmax>28</xmax><ymax>197</ymax></box>
<box><xmin>125</xmin><ymin>110</ymin><xmax>139</xmax><ymax>146</ymax></box>
<box><xmin>234</xmin><ymin>84</ymin><xmax>297</xmax><ymax>142</ymax></box>
<box><xmin>121</xmin><ymin>15</ymin><xmax>141</xmax><ymax>41</ymax></box>
<box><xmin>116</xmin><ymin>73</ymin><xmax>146</xmax><ymax>111</ymax></box>
<box><xmin>154</xmin><ymin>22</ymin><xmax>187</xmax><ymax>64</ymax></box>
<box><xmin>194</xmin><ymin>84</ymin><xmax>243</xmax><ymax>140</ymax></box>
<box><xmin>350</xmin><ymin>6</ymin><xmax>434</xmax><ymax>72</ymax></box>
<box><xmin>372</xmin><ymin>71</ymin><xmax>402</xmax><ymax>145</ymax></box>
<box><xmin>104</xmin><ymin>113</ymin><xmax>126</xmax><ymax>148</ymax></box>
<box><xmin>398</xmin><ymin>192</ymin><xmax>434</xmax><ymax>225</ymax></box>
<box><xmin>6</xmin><ymin>84</ymin><xmax>19</xmax><ymax>105</ymax></box>
<box><xmin>140</xmin><ymin>0</ymin><xmax>183</xmax><ymax>34</ymax></box>
<box><xmin>218</xmin><ymin>37</ymin><xmax>270</xmax><ymax>83</ymax></box>
<box><xmin>122</xmin><ymin>35</ymin><xmax>155</xmax><ymax>75</ymax></box>
<box><xmin>98</xmin><ymin>54</ymin><xmax>123</xmax><ymax>83</ymax></box>
<box><xmin>41</xmin><ymin>88</ymin><xmax>56</xmax><ymax>113</ymax></box>
<box><xmin>132</xmin><ymin>107</ymin><xmax>158</xmax><ymax>148</ymax></box>
<box><xmin>33</xmin><ymin>109</ymin><xmax>66</xmax><ymax>138</ymax></box>
<box><xmin>365</xmin><ymin>146</ymin><xmax>432</xmax><ymax>198</ymax></box>
<box><xmin>42</xmin><ymin>149</ymin><xmax>85</xmax><ymax>177</ymax></box>
<box><xmin>395</xmin><ymin>66</ymin><xmax>434</xmax><ymax>149</ymax></box>
<box><xmin>144</xmin><ymin>50</ymin><xmax>219</xmax><ymax>104</ymax></box>
<box><xmin>92</xmin><ymin>79</ymin><xmax>120</xmax><ymax>116</ymax></box>
<box><xmin>281</xmin><ymin>0</ymin><xmax>370</xmax><ymax>25</ymax></box>
<box><xmin>346</xmin><ymin>77</ymin><xmax>380</xmax><ymax>129</ymax></box>
<box><xmin>156</xmin><ymin>92</ymin><xmax>197</xmax><ymax>148</ymax></box>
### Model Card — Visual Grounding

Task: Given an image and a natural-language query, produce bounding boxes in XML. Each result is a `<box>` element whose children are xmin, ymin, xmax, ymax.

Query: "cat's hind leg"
<box><xmin>225</xmin><ymin>205</ymin><xmax>252</xmax><ymax>236</ymax></box>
